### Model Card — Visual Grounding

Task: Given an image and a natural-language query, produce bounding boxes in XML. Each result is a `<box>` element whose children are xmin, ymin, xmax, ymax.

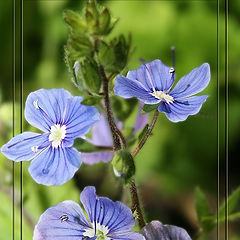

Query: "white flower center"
<box><xmin>49</xmin><ymin>124</ymin><xmax>66</xmax><ymax>148</ymax></box>
<box><xmin>83</xmin><ymin>223</ymin><xmax>110</xmax><ymax>240</ymax></box>
<box><xmin>150</xmin><ymin>91</ymin><xmax>174</xmax><ymax>104</ymax></box>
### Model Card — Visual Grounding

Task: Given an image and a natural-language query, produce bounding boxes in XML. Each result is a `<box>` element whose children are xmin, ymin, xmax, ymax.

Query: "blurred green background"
<box><xmin>0</xmin><ymin>0</ymin><xmax>239</xmax><ymax>239</ymax></box>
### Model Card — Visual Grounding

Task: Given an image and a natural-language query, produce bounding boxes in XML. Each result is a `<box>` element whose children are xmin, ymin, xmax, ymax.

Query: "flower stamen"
<box><xmin>49</xmin><ymin>124</ymin><xmax>66</xmax><ymax>148</ymax></box>
<box><xmin>150</xmin><ymin>91</ymin><xmax>174</xmax><ymax>104</ymax></box>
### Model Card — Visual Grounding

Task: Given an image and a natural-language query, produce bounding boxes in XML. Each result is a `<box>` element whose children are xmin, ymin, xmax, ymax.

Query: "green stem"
<box><xmin>132</xmin><ymin>109</ymin><xmax>159</xmax><ymax>157</ymax></box>
<box><xmin>129</xmin><ymin>180</ymin><xmax>146</xmax><ymax>228</ymax></box>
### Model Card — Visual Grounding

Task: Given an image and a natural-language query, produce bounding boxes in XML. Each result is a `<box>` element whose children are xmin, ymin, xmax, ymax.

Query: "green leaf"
<box><xmin>112</xmin><ymin>150</ymin><xmax>135</xmax><ymax>183</ymax></box>
<box><xmin>63</xmin><ymin>9</ymin><xmax>87</xmax><ymax>33</ymax></box>
<box><xmin>74</xmin><ymin>138</ymin><xmax>112</xmax><ymax>153</ymax></box>
<box><xmin>219</xmin><ymin>186</ymin><xmax>240</xmax><ymax>221</ymax></box>
<box><xmin>228</xmin><ymin>212</ymin><xmax>240</xmax><ymax>221</ymax></box>
<box><xmin>142</xmin><ymin>103</ymin><xmax>159</xmax><ymax>113</ymax></box>
<box><xmin>81</xmin><ymin>95</ymin><xmax>102</xmax><ymax>106</ymax></box>
<box><xmin>195</xmin><ymin>187</ymin><xmax>215</xmax><ymax>232</ymax></box>
<box><xmin>98</xmin><ymin>8</ymin><xmax>111</xmax><ymax>35</ymax></box>
<box><xmin>138</xmin><ymin>124</ymin><xmax>149</xmax><ymax>142</ymax></box>
<box><xmin>80</xmin><ymin>58</ymin><xmax>102</xmax><ymax>94</ymax></box>
<box><xmin>112</xmin><ymin>97</ymin><xmax>137</xmax><ymax>121</ymax></box>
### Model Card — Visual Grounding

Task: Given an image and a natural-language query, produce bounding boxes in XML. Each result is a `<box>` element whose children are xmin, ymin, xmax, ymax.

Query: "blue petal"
<box><xmin>127</xmin><ymin>59</ymin><xmax>174</xmax><ymax>92</ymax></box>
<box><xmin>104</xmin><ymin>201</ymin><xmax>135</xmax><ymax>234</ymax></box>
<box><xmin>114</xmin><ymin>75</ymin><xmax>159</xmax><ymax>104</ymax></box>
<box><xmin>170</xmin><ymin>63</ymin><xmax>210</xmax><ymax>98</ymax></box>
<box><xmin>63</xmin><ymin>97</ymin><xmax>100</xmax><ymax>144</ymax></box>
<box><xmin>28</xmin><ymin>146</ymin><xmax>81</xmax><ymax>186</ymax></box>
<box><xmin>133</xmin><ymin>102</ymin><xmax>149</xmax><ymax>134</ymax></box>
<box><xmin>80</xmin><ymin>186</ymin><xmax>135</xmax><ymax>234</ymax></box>
<box><xmin>140</xmin><ymin>221</ymin><xmax>191</xmax><ymax>240</ymax></box>
<box><xmin>33</xmin><ymin>200</ymin><xmax>90</xmax><ymax>240</ymax></box>
<box><xmin>82</xmin><ymin>152</ymin><xmax>114</xmax><ymax>165</ymax></box>
<box><xmin>87</xmin><ymin>115</ymin><xmax>113</xmax><ymax>147</ymax></box>
<box><xmin>1</xmin><ymin>132</ymin><xmax>49</xmax><ymax>162</ymax></box>
<box><xmin>25</xmin><ymin>88</ymin><xmax>72</xmax><ymax>132</ymax></box>
<box><xmin>158</xmin><ymin>95</ymin><xmax>208</xmax><ymax>122</ymax></box>
<box><xmin>111</xmin><ymin>232</ymin><xmax>145</xmax><ymax>240</ymax></box>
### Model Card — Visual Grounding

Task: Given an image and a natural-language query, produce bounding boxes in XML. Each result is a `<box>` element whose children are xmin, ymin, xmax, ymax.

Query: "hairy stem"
<box><xmin>132</xmin><ymin>109</ymin><xmax>159</xmax><ymax>157</ymax></box>
<box><xmin>129</xmin><ymin>180</ymin><xmax>146</xmax><ymax>228</ymax></box>
<box><xmin>99</xmin><ymin>64</ymin><xmax>122</xmax><ymax>150</ymax></box>
<box><xmin>99</xmin><ymin>64</ymin><xmax>145</xmax><ymax>227</ymax></box>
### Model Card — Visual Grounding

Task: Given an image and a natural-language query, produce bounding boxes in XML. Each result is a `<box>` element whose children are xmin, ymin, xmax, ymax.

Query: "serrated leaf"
<box><xmin>142</xmin><ymin>103</ymin><xmax>159</xmax><ymax>113</ymax></box>
<box><xmin>63</xmin><ymin>9</ymin><xmax>87</xmax><ymax>32</ymax></box>
<box><xmin>80</xmin><ymin>58</ymin><xmax>102</xmax><ymax>93</ymax></box>
<box><xmin>82</xmin><ymin>95</ymin><xmax>102</xmax><ymax>106</ymax></box>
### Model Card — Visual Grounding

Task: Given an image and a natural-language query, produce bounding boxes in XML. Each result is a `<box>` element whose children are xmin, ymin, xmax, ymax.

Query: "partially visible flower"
<box><xmin>33</xmin><ymin>186</ymin><xmax>145</xmax><ymax>240</ymax></box>
<box><xmin>1</xmin><ymin>89</ymin><xmax>99</xmax><ymax>186</ymax></box>
<box><xmin>140</xmin><ymin>221</ymin><xmax>192</xmax><ymax>240</ymax></box>
<box><xmin>114</xmin><ymin>59</ymin><xmax>210</xmax><ymax>122</ymax></box>
<box><xmin>82</xmin><ymin>102</ymin><xmax>148</xmax><ymax>165</ymax></box>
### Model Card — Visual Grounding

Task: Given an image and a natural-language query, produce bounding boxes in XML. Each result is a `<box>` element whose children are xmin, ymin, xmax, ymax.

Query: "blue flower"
<box><xmin>114</xmin><ymin>60</ymin><xmax>210</xmax><ymax>122</ymax></box>
<box><xmin>1</xmin><ymin>89</ymin><xmax>99</xmax><ymax>186</ymax></box>
<box><xmin>82</xmin><ymin>102</ymin><xmax>148</xmax><ymax>165</ymax></box>
<box><xmin>140</xmin><ymin>221</ymin><xmax>192</xmax><ymax>240</ymax></box>
<box><xmin>33</xmin><ymin>186</ymin><xmax>145</xmax><ymax>240</ymax></box>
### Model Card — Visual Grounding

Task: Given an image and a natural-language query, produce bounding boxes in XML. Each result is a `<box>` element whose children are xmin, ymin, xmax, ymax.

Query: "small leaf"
<box><xmin>195</xmin><ymin>187</ymin><xmax>215</xmax><ymax>232</ymax></box>
<box><xmin>138</xmin><ymin>124</ymin><xmax>149</xmax><ymax>143</ymax></box>
<box><xmin>74</xmin><ymin>138</ymin><xmax>111</xmax><ymax>153</ymax></box>
<box><xmin>82</xmin><ymin>95</ymin><xmax>102</xmax><ymax>106</ymax></box>
<box><xmin>142</xmin><ymin>103</ymin><xmax>159</xmax><ymax>113</ymax></box>
<box><xmin>98</xmin><ymin>8</ymin><xmax>111</xmax><ymax>35</ymax></box>
<box><xmin>112</xmin><ymin>97</ymin><xmax>137</xmax><ymax>121</ymax></box>
<box><xmin>80</xmin><ymin>58</ymin><xmax>102</xmax><ymax>94</ymax></box>
<box><xmin>112</xmin><ymin>150</ymin><xmax>135</xmax><ymax>183</ymax></box>
<box><xmin>228</xmin><ymin>212</ymin><xmax>240</xmax><ymax>222</ymax></box>
<box><xmin>219</xmin><ymin>186</ymin><xmax>240</xmax><ymax>221</ymax></box>
<box><xmin>63</xmin><ymin>9</ymin><xmax>87</xmax><ymax>32</ymax></box>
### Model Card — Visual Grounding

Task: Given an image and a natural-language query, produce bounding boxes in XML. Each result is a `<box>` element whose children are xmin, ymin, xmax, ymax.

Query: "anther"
<box><xmin>60</xmin><ymin>215</ymin><xmax>69</xmax><ymax>222</ymax></box>
<box><xmin>33</xmin><ymin>100</ymin><xmax>39</xmax><ymax>109</ymax></box>
<box><xmin>169</xmin><ymin>67</ymin><xmax>175</xmax><ymax>74</ymax></box>
<box><xmin>31</xmin><ymin>146</ymin><xmax>38</xmax><ymax>152</ymax></box>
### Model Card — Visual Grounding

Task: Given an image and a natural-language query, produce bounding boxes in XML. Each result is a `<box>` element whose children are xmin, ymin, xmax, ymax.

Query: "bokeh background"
<box><xmin>0</xmin><ymin>0</ymin><xmax>239</xmax><ymax>239</ymax></box>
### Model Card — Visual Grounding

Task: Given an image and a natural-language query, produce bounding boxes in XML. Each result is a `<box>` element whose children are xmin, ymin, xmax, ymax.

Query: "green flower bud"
<box><xmin>112</xmin><ymin>150</ymin><xmax>135</xmax><ymax>183</ymax></box>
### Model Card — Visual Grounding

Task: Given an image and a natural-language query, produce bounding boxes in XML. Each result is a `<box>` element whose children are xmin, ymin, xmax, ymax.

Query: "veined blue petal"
<box><xmin>80</xmin><ymin>187</ymin><xmax>135</xmax><ymax>233</ymax></box>
<box><xmin>25</xmin><ymin>88</ymin><xmax>72</xmax><ymax>132</ymax></box>
<box><xmin>111</xmin><ymin>232</ymin><xmax>145</xmax><ymax>240</ymax></box>
<box><xmin>63</xmin><ymin>97</ymin><xmax>100</xmax><ymax>143</ymax></box>
<box><xmin>170</xmin><ymin>63</ymin><xmax>210</xmax><ymax>98</ymax></box>
<box><xmin>140</xmin><ymin>221</ymin><xmax>191</xmax><ymax>240</ymax></box>
<box><xmin>29</xmin><ymin>146</ymin><xmax>81</xmax><ymax>186</ymax></box>
<box><xmin>33</xmin><ymin>200</ymin><xmax>90</xmax><ymax>240</ymax></box>
<box><xmin>105</xmin><ymin>201</ymin><xmax>135</xmax><ymax>234</ymax></box>
<box><xmin>114</xmin><ymin>75</ymin><xmax>160</xmax><ymax>105</ymax></box>
<box><xmin>133</xmin><ymin>102</ymin><xmax>149</xmax><ymax>134</ymax></box>
<box><xmin>127</xmin><ymin>59</ymin><xmax>174</xmax><ymax>92</ymax></box>
<box><xmin>158</xmin><ymin>95</ymin><xmax>208</xmax><ymax>122</ymax></box>
<box><xmin>0</xmin><ymin>132</ymin><xmax>49</xmax><ymax>162</ymax></box>
<box><xmin>82</xmin><ymin>152</ymin><xmax>114</xmax><ymax>165</ymax></box>
<box><xmin>80</xmin><ymin>186</ymin><xmax>98</xmax><ymax>224</ymax></box>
